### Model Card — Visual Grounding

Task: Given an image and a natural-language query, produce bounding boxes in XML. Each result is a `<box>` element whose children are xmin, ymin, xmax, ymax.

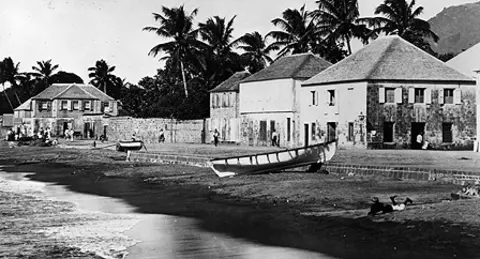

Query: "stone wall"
<box><xmin>367</xmin><ymin>82</ymin><xmax>476</xmax><ymax>149</ymax></box>
<box><xmin>106</xmin><ymin>117</ymin><xmax>207</xmax><ymax>144</ymax></box>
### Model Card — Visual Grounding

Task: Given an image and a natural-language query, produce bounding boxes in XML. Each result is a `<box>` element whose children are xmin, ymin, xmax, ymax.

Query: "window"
<box><xmin>40</xmin><ymin>101</ymin><xmax>49</xmax><ymax>110</ymax></box>
<box><xmin>442</xmin><ymin>123</ymin><xmax>453</xmax><ymax>143</ymax></box>
<box><xmin>216</xmin><ymin>94</ymin><xmax>220</xmax><ymax>108</ymax></box>
<box><xmin>311</xmin><ymin>91</ymin><xmax>317</xmax><ymax>106</ymax></box>
<box><xmin>385</xmin><ymin>88</ymin><xmax>395</xmax><ymax>103</ymax></box>
<box><xmin>348</xmin><ymin>122</ymin><xmax>354</xmax><ymax>142</ymax></box>
<box><xmin>72</xmin><ymin>101</ymin><xmax>79</xmax><ymax>110</ymax></box>
<box><xmin>383</xmin><ymin>122</ymin><xmax>394</xmax><ymax>142</ymax></box>
<box><xmin>311</xmin><ymin>123</ymin><xmax>316</xmax><ymax>141</ymax></box>
<box><xmin>444</xmin><ymin>89</ymin><xmax>454</xmax><ymax>104</ymax></box>
<box><xmin>84</xmin><ymin>101</ymin><xmax>91</xmax><ymax>110</ymax></box>
<box><xmin>414</xmin><ymin>88</ymin><xmax>425</xmax><ymax>103</ymax></box>
<box><xmin>223</xmin><ymin>93</ymin><xmax>227</xmax><ymax>107</ymax></box>
<box><xmin>287</xmin><ymin>118</ymin><xmax>291</xmax><ymax>142</ymax></box>
<box><xmin>61</xmin><ymin>100</ymin><xmax>68</xmax><ymax>110</ymax></box>
<box><xmin>328</xmin><ymin>90</ymin><xmax>335</xmax><ymax>106</ymax></box>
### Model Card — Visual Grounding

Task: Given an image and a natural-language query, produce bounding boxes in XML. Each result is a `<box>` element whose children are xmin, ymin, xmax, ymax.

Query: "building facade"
<box><xmin>209</xmin><ymin>71</ymin><xmax>250</xmax><ymax>143</ymax></box>
<box><xmin>16</xmin><ymin>83</ymin><xmax>118</xmax><ymax>138</ymax></box>
<box><xmin>301</xmin><ymin>36</ymin><xmax>476</xmax><ymax>149</ymax></box>
<box><xmin>239</xmin><ymin>53</ymin><xmax>331</xmax><ymax>148</ymax></box>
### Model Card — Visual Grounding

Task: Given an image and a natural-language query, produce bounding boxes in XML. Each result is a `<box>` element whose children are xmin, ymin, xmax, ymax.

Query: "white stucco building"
<box><xmin>239</xmin><ymin>53</ymin><xmax>331</xmax><ymax>147</ymax></box>
<box><xmin>301</xmin><ymin>36</ymin><xmax>476</xmax><ymax>150</ymax></box>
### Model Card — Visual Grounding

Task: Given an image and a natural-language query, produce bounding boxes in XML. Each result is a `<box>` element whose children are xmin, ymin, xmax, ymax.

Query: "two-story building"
<box><xmin>16</xmin><ymin>83</ymin><xmax>118</xmax><ymax>138</ymax></box>
<box><xmin>209</xmin><ymin>71</ymin><xmax>251</xmax><ymax>143</ymax></box>
<box><xmin>301</xmin><ymin>35</ymin><xmax>476</xmax><ymax>149</ymax></box>
<box><xmin>239</xmin><ymin>53</ymin><xmax>331</xmax><ymax>147</ymax></box>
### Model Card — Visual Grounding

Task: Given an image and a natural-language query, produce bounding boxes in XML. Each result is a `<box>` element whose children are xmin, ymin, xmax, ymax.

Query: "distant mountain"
<box><xmin>428</xmin><ymin>1</ymin><xmax>480</xmax><ymax>55</ymax></box>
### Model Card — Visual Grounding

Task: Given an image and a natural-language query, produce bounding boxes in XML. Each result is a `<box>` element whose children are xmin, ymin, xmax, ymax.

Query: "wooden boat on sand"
<box><xmin>208</xmin><ymin>139</ymin><xmax>337</xmax><ymax>178</ymax></box>
<box><xmin>116</xmin><ymin>140</ymin><xmax>145</xmax><ymax>152</ymax></box>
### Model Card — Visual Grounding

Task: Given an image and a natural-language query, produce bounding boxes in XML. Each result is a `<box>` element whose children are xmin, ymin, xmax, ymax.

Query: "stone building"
<box><xmin>209</xmin><ymin>71</ymin><xmax>250</xmax><ymax>143</ymax></box>
<box><xmin>18</xmin><ymin>83</ymin><xmax>118</xmax><ymax>138</ymax></box>
<box><xmin>239</xmin><ymin>53</ymin><xmax>331</xmax><ymax>147</ymax></box>
<box><xmin>301</xmin><ymin>35</ymin><xmax>476</xmax><ymax>149</ymax></box>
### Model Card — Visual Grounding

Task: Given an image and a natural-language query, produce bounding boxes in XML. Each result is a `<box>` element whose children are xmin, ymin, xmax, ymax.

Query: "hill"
<box><xmin>428</xmin><ymin>1</ymin><xmax>480</xmax><ymax>55</ymax></box>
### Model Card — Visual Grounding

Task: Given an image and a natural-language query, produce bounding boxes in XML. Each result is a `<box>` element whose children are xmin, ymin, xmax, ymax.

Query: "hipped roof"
<box><xmin>210</xmin><ymin>71</ymin><xmax>251</xmax><ymax>92</ymax></box>
<box><xmin>241</xmin><ymin>53</ymin><xmax>332</xmax><ymax>83</ymax></box>
<box><xmin>303</xmin><ymin>35</ymin><xmax>476</xmax><ymax>86</ymax></box>
<box><xmin>14</xmin><ymin>98</ymin><xmax>32</xmax><ymax>111</ymax></box>
<box><xmin>32</xmin><ymin>83</ymin><xmax>116</xmax><ymax>101</ymax></box>
<box><xmin>446</xmin><ymin>42</ymin><xmax>480</xmax><ymax>78</ymax></box>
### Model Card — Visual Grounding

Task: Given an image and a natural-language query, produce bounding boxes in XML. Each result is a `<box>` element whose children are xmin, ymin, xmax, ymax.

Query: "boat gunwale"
<box><xmin>209</xmin><ymin>139</ymin><xmax>337</xmax><ymax>162</ymax></box>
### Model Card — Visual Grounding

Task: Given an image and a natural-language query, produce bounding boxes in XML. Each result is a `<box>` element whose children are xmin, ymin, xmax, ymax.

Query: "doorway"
<box><xmin>327</xmin><ymin>122</ymin><xmax>337</xmax><ymax>142</ymax></box>
<box><xmin>304</xmin><ymin>124</ymin><xmax>309</xmax><ymax>147</ymax></box>
<box><xmin>411</xmin><ymin>122</ymin><xmax>425</xmax><ymax>149</ymax></box>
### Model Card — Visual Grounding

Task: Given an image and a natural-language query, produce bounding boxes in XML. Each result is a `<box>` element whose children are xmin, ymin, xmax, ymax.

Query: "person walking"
<box><xmin>213</xmin><ymin>129</ymin><xmax>220</xmax><ymax>147</ymax></box>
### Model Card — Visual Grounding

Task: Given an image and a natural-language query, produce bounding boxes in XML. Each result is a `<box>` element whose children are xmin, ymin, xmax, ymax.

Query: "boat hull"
<box><xmin>116</xmin><ymin>140</ymin><xmax>144</xmax><ymax>152</ymax></box>
<box><xmin>209</xmin><ymin>140</ymin><xmax>337</xmax><ymax>178</ymax></box>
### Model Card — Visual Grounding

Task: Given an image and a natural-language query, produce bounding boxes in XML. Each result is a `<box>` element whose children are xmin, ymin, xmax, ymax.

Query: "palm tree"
<box><xmin>311</xmin><ymin>0</ymin><xmax>371</xmax><ymax>55</ymax></box>
<box><xmin>31</xmin><ymin>59</ymin><xmax>59</xmax><ymax>88</ymax></box>
<box><xmin>266</xmin><ymin>5</ymin><xmax>318</xmax><ymax>58</ymax></box>
<box><xmin>359</xmin><ymin>0</ymin><xmax>438</xmax><ymax>52</ymax></box>
<box><xmin>0</xmin><ymin>57</ymin><xmax>25</xmax><ymax>106</ymax></box>
<box><xmin>197</xmin><ymin>15</ymin><xmax>242</xmax><ymax>87</ymax></box>
<box><xmin>143</xmin><ymin>5</ymin><xmax>206</xmax><ymax>98</ymax></box>
<box><xmin>232</xmin><ymin>32</ymin><xmax>275</xmax><ymax>73</ymax></box>
<box><xmin>88</xmin><ymin>59</ymin><xmax>118</xmax><ymax>96</ymax></box>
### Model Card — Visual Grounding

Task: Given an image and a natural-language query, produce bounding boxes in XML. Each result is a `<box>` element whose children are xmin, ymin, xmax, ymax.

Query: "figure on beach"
<box><xmin>368</xmin><ymin>196</ymin><xmax>413</xmax><ymax>215</ymax></box>
<box><xmin>159</xmin><ymin>129</ymin><xmax>165</xmax><ymax>143</ymax></box>
<box><xmin>213</xmin><ymin>129</ymin><xmax>220</xmax><ymax>146</ymax></box>
<box><xmin>271</xmin><ymin>129</ymin><xmax>280</xmax><ymax>147</ymax></box>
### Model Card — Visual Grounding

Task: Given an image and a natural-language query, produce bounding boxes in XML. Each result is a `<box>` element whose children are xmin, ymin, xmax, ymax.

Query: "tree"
<box><xmin>50</xmin><ymin>71</ymin><xmax>84</xmax><ymax>84</ymax></box>
<box><xmin>0</xmin><ymin>57</ymin><xmax>25</xmax><ymax>107</ymax></box>
<box><xmin>233</xmin><ymin>32</ymin><xmax>275</xmax><ymax>73</ymax></box>
<box><xmin>359</xmin><ymin>0</ymin><xmax>439</xmax><ymax>53</ymax></box>
<box><xmin>88</xmin><ymin>59</ymin><xmax>118</xmax><ymax>96</ymax></box>
<box><xmin>312</xmin><ymin>0</ymin><xmax>371</xmax><ymax>55</ymax></box>
<box><xmin>437</xmin><ymin>52</ymin><xmax>456</xmax><ymax>62</ymax></box>
<box><xmin>266</xmin><ymin>5</ymin><xmax>318</xmax><ymax>58</ymax></box>
<box><xmin>31</xmin><ymin>59</ymin><xmax>59</xmax><ymax>87</ymax></box>
<box><xmin>197</xmin><ymin>15</ymin><xmax>242</xmax><ymax>88</ymax></box>
<box><xmin>143</xmin><ymin>5</ymin><xmax>206</xmax><ymax>98</ymax></box>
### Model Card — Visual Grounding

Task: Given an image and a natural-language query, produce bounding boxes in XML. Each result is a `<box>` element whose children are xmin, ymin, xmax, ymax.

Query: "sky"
<box><xmin>0</xmin><ymin>0</ymin><xmax>478</xmax><ymax>85</ymax></box>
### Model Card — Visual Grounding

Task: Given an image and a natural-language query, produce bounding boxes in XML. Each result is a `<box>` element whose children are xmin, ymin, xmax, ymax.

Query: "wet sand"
<box><xmin>1</xmin><ymin>144</ymin><xmax>480</xmax><ymax>258</ymax></box>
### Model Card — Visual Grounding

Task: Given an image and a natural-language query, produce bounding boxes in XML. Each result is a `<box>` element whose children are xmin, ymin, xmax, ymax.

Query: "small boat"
<box><xmin>209</xmin><ymin>139</ymin><xmax>337</xmax><ymax>178</ymax></box>
<box><xmin>116</xmin><ymin>140</ymin><xmax>145</xmax><ymax>152</ymax></box>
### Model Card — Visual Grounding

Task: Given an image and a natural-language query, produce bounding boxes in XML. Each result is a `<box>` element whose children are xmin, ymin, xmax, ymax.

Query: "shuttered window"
<box><xmin>385</xmin><ymin>88</ymin><xmax>395</xmax><ymax>103</ymax></box>
<box><xmin>414</xmin><ymin>88</ymin><xmax>425</xmax><ymax>103</ymax></box>
<box><xmin>444</xmin><ymin>89</ymin><xmax>454</xmax><ymax>104</ymax></box>
<box><xmin>61</xmin><ymin>100</ymin><xmax>68</xmax><ymax>110</ymax></box>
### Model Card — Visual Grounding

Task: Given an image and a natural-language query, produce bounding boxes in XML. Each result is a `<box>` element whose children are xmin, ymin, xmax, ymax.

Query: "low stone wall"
<box><xmin>323</xmin><ymin>163</ymin><xmax>480</xmax><ymax>185</ymax></box>
<box><xmin>107</xmin><ymin>117</ymin><xmax>207</xmax><ymax>144</ymax></box>
<box><xmin>126</xmin><ymin>151</ymin><xmax>210</xmax><ymax>167</ymax></box>
<box><xmin>126</xmin><ymin>151</ymin><xmax>480</xmax><ymax>185</ymax></box>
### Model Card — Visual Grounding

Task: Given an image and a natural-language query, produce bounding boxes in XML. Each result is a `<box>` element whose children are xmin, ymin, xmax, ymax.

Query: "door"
<box><xmin>411</xmin><ymin>122</ymin><xmax>425</xmax><ymax>149</ymax></box>
<box><xmin>84</xmin><ymin>123</ymin><xmax>90</xmax><ymax>138</ymax></box>
<box><xmin>327</xmin><ymin>122</ymin><xmax>337</xmax><ymax>142</ymax></box>
<box><xmin>270</xmin><ymin>120</ymin><xmax>275</xmax><ymax>146</ymax></box>
<box><xmin>304</xmin><ymin>124</ymin><xmax>309</xmax><ymax>147</ymax></box>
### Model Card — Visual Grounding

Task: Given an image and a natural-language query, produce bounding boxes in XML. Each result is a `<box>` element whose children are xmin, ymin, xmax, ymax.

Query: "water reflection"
<box><xmin>0</xmin><ymin>169</ymin><xmax>335</xmax><ymax>259</ymax></box>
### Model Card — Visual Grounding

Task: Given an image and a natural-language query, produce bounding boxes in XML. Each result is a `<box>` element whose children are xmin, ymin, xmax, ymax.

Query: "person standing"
<box><xmin>159</xmin><ymin>129</ymin><xmax>165</xmax><ymax>143</ymax></box>
<box><xmin>271</xmin><ymin>129</ymin><xmax>280</xmax><ymax>147</ymax></box>
<box><xmin>213</xmin><ymin>129</ymin><xmax>220</xmax><ymax>147</ymax></box>
<box><xmin>416</xmin><ymin>132</ymin><xmax>423</xmax><ymax>149</ymax></box>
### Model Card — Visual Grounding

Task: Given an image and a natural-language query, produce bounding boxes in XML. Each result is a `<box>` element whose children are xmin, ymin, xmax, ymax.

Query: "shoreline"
<box><xmin>0</xmin><ymin>168</ymin><xmax>141</xmax><ymax>259</ymax></box>
<box><xmin>1</xmin><ymin>145</ymin><xmax>480</xmax><ymax>258</ymax></box>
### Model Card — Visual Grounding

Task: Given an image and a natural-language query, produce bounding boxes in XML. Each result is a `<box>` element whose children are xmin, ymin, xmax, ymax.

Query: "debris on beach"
<box><xmin>451</xmin><ymin>184</ymin><xmax>480</xmax><ymax>200</ymax></box>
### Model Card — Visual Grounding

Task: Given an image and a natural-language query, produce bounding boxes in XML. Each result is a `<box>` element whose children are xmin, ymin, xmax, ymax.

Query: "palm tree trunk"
<box><xmin>104</xmin><ymin>81</ymin><xmax>107</xmax><ymax>95</ymax></box>
<box><xmin>345</xmin><ymin>35</ymin><xmax>352</xmax><ymax>55</ymax></box>
<box><xmin>180</xmin><ymin>61</ymin><xmax>188</xmax><ymax>98</ymax></box>
<box><xmin>1</xmin><ymin>84</ymin><xmax>14</xmax><ymax>111</ymax></box>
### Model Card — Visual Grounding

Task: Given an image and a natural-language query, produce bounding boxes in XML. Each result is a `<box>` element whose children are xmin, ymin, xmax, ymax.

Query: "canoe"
<box><xmin>209</xmin><ymin>139</ymin><xmax>337</xmax><ymax>178</ymax></box>
<box><xmin>116</xmin><ymin>140</ymin><xmax>144</xmax><ymax>152</ymax></box>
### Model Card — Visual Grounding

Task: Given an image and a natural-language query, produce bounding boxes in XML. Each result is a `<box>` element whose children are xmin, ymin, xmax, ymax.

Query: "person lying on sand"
<box><xmin>368</xmin><ymin>195</ymin><xmax>413</xmax><ymax>216</ymax></box>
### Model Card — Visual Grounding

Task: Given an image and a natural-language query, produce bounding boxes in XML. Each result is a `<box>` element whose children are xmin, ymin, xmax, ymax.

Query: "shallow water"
<box><xmin>0</xmin><ymin>167</ymin><xmax>336</xmax><ymax>259</ymax></box>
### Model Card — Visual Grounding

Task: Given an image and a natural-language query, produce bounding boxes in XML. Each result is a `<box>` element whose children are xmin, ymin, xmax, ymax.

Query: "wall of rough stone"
<box><xmin>367</xmin><ymin>82</ymin><xmax>476</xmax><ymax>149</ymax></box>
<box><xmin>106</xmin><ymin>117</ymin><xmax>206</xmax><ymax>144</ymax></box>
